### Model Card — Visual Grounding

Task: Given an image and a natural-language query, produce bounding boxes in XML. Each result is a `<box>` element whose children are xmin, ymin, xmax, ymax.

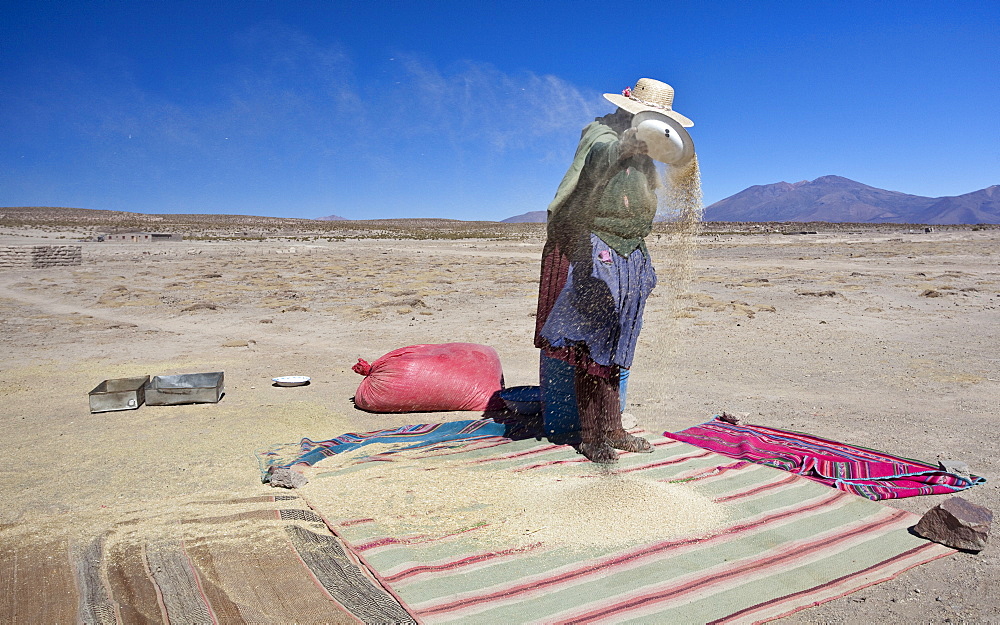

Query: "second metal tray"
<box><xmin>144</xmin><ymin>371</ymin><xmax>225</xmax><ymax>405</ymax></box>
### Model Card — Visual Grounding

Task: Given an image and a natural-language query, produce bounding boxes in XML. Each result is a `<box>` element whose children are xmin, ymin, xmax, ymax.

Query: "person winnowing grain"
<box><xmin>534</xmin><ymin>78</ymin><xmax>695</xmax><ymax>463</ymax></box>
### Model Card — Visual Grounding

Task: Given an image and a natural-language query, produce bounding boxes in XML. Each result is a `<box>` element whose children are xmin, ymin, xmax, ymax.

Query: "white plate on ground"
<box><xmin>272</xmin><ymin>376</ymin><xmax>311</xmax><ymax>387</ymax></box>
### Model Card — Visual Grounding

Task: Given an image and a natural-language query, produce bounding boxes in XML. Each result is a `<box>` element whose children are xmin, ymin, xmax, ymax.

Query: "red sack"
<box><xmin>352</xmin><ymin>343</ymin><xmax>505</xmax><ymax>413</ymax></box>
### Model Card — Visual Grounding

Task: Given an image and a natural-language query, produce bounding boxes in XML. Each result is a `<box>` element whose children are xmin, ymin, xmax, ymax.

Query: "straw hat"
<box><xmin>604</xmin><ymin>78</ymin><xmax>694</xmax><ymax>128</ymax></box>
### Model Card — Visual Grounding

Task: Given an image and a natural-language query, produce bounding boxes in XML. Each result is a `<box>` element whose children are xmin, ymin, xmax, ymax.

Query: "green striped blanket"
<box><xmin>304</xmin><ymin>434</ymin><xmax>953</xmax><ymax>623</ymax></box>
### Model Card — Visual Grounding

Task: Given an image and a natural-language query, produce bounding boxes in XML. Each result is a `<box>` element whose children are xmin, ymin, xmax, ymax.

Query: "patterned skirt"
<box><xmin>535</xmin><ymin>234</ymin><xmax>656</xmax><ymax>376</ymax></box>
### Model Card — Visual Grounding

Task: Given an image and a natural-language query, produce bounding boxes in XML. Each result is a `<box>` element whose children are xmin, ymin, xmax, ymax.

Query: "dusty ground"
<box><xmin>0</xmin><ymin>226</ymin><xmax>997</xmax><ymax>623</ymax></box>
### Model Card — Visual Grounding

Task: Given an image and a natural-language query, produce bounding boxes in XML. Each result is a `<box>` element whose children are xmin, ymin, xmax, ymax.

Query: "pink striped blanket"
<box><xmin>665</xmin><ymin>417</ymin><xmax>984</xmax><ymax>500</ymax></box>
<box><xmin>297</xmin><ymin>427</ymin><xmax>955</xmax><ymax>623</ymax></box>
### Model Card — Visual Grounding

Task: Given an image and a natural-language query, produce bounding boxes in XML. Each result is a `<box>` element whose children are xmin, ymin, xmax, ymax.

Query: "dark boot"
<box><xmin>605</xmin><ymin>432</ymin><xmax>654</xmax><ymax>453</ymax></box>
<box><xmin>574</xmin><ymin>367</ymin><xmax>620</xmax><ymax>464</ymax></box>
<box><xmin>597</xmin><ymin>369</ymin><xmax>653</xmax><ymax>454</ymax></box>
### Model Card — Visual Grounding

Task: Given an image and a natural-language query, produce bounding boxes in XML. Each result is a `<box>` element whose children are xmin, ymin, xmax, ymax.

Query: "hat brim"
<box><xmin>604</xmin><ymin>93</ymin><xmax>694</xmax><ymax>127</ymax></box>
<box><xmin>631</xmin><ymin>110</ymin><xmax>695</xmax><ymax>167</ymax></box>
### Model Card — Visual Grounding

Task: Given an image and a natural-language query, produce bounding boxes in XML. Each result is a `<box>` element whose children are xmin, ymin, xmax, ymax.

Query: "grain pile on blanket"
<box><xmin>304</xmin><ymin>454</ymin><xmax>728</xmax><ymax>549</ymax></box>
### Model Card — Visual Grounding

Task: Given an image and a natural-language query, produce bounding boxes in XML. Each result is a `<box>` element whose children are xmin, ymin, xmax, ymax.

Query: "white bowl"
<box><xmin>632</xmin><ymin>110</ymin><xmax>694</xmax><ymax>166</ymax></box>
<box><xmin>272</xmin><ymin>376</ymin><xmax>311</xmax><ymax>387</ymax></box>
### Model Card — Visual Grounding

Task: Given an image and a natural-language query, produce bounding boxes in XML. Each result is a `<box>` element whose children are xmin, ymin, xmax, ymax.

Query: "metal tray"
<box><xmin>89</xmin><ymin>376</ymin><xmax>150</xmax><ymax>413</ymax></box>
<box><xmin>144</xmin><ymin>371</ymin><xmax>225</xmax><ymax>405</ymax></box>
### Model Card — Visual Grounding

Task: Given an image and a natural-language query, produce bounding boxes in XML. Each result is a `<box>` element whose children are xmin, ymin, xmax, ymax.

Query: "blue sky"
<box><xmin>2</xmin><ymin>0</ymin><xmax>997</xmax><ymax>221</ymax></box>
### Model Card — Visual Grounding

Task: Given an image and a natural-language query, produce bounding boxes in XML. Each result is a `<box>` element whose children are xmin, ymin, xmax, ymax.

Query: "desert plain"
<box><xmin>0</xmin><ymin>214</ymin><xmax>997</xmax><ymax>623</ymax></box>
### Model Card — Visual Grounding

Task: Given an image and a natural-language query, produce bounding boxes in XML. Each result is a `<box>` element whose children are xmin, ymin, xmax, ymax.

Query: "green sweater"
<box><xmin>547</xmin><ymin>122</ymin><xmax>657</xmax><ymax>257</ymax></box>
<box><xmin>586</xmin><ymin>140</ymin><xmax>657</xmax><ymax>256</ymax></box>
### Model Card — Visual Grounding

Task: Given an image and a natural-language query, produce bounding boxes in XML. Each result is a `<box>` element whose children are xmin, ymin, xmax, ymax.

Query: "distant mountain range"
<box><xmin>503</xmin><ymin>176</ymin><xmax>999</xmax><ymax>224</ymax></box>
<box><xmin>501</xmin><ymin>210</ymin><xmax>546</xmax><ymax>223</ymax></box>
<box><xmin>316</xmin><ymin>214</ymin><xmax>347</xmax><ymax>221</ymax></box>
<box><xmin>704</xmin><ymin>176</ymin><xmax>998</xmax><ymax>224</ymax></box>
